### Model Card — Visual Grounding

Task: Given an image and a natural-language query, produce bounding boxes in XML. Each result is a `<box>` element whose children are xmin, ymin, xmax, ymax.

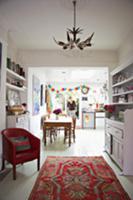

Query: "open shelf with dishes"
<box><xmin>105</xmin><ymin>59</ymin><xmax>133</xmax><ymax>175</ymax></box>
<box><xmin>111</xmin><ymin>61</ymin><xmax>133</xmax><ymax>105</ymax></box>
<box><xmin>6</xmin><ymin>68</ymin><xmax>26</xmax><ymax>91</ymax></box>
<box><xmin>6</xmin><ymin>58</ymin><xmax>29</xmax><ymax>130</ymax></box>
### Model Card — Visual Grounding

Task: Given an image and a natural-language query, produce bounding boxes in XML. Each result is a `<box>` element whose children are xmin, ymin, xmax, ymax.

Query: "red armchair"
<box><xmin>1</xmin><ymin>128</ymin><xmax>40</xmax><ymax>180</ymax></box>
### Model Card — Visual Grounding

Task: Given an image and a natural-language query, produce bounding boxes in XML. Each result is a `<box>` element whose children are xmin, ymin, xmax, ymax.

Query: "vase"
<box><xmin>56</xmin><ymin>115</ymin><xmax>59</xmax><ymax>120</ymax></box>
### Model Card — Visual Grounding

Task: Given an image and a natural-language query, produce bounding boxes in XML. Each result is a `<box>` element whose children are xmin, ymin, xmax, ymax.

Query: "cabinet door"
<box><xmin>16</xmin><ymin>115</ymin><xmax>29</xmax><ymax>130</ymax></box>
<box><xmin>112</xmin><ymin>136</ymin><xmax>123</xmax><ymax>168</ymax></box>
<box><xmin>105</xmin><ymin>133</ymin><xmax>112</xmax><ymax>154</ymax></box>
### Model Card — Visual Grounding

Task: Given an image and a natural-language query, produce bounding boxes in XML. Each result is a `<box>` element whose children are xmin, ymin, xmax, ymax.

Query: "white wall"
<box><xmin>27</xmin><ymin>68</ymin><xmax>46</xmax><ymax>136</ymax></box>
<box><xmin>18</xmin><ymin>49</ymin><xmax>118</xmax><ymax>68</ymax></box>
<box><xmin>7</xmin><ymin>34</ymin><xmax>18</xmax><ymax>62</ymax></box>
<box><xmin>118</xmin><ymin>29</ymin><xmax>133</xmax><ymax>65</ymax></box>
<box><xmin>0</xmin><ymin>25</ymin><xmax>8</xmax><ymax>168</ymax></box>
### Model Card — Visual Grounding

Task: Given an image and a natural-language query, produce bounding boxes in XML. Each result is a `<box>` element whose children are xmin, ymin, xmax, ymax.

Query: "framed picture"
<box><xmin>32</xmin><ymin>75</ymin><xmax>40</xmax><ymax>115</ymax></box>
<box><xmin>0</xmin><ymin>42</ymin><xmax>2</xmax><ymax>89</ymax></box>
<box><xmin>40</xmin><ymin>84</ymin><xmax>45</xmax><ymax>106</ymax></box>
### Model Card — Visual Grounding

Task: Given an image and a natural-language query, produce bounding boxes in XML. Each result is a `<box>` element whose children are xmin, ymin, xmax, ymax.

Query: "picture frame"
<box><xmin>32</xmin><ymin>75</ymin><xmax>40</xmax><ymax>115</ymax></box>
<box><xmin>40</xmin><ymin>84</ymin><xmax>45</xmax><ymax>106</ymax></box>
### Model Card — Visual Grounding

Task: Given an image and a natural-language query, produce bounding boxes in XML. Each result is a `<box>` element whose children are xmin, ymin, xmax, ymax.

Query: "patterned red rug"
<box><xmin>28</xmin><ymin>156</ymin><xmax>131</xmax><ymax>200</ymax></box>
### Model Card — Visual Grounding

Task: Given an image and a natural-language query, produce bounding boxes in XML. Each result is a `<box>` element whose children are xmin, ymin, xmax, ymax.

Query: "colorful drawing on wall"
<box><xmin>32</xmin><ymin>75</ymin><xmax>40</xmax><ymax>115</ymax></box>
<box><xmin>0</xmin><ymin>42</ymin><xmax>2</xmax><ymax>89</ymax></box>
<box><xmin>40</xmin><ymin>84</ymin><xmax>45</xmax><ymax>106</ymax></box>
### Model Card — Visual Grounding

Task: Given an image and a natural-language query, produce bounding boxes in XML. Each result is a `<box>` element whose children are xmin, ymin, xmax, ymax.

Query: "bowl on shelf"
<box><xmin>8</xmin><ymin>105</ymin><xmax>24</xmax><ymax>115</ymax></box>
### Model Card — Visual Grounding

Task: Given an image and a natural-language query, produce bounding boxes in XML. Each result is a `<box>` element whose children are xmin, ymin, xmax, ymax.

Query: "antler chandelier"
<box><xmin>53</xmin><ymin>0</ymin><xmax>94</xmax><ymax>50</ymax></box>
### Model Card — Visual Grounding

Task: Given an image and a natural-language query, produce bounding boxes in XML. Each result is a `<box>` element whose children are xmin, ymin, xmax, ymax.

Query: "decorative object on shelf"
<box><xmin>128</xmin><ymin>94</ymin><xmax>133</xmax><ymax>102</ymax></box>
<box><xmin>118</xmin><ymin>95</ymin><xmax>127</xmax><ymax>103</ymax></box>
<box><xmin>118</xmin><ymin>111</ymin><xmax>124</xmax><ymax>122</ymax></box>
<box><xmin>8</xmin><ymin>105</ymin><xmax>24</xmax><ymax>115</ymax></box>
<box><xmin>104</xmin><ymin>104</ymin><xmax>116</xmax><ymax>118</ymax></box>
<box><xmin>53</xmin><ymin>108</ymin><xmax>62</xmax><ymax>120</ymax></box>
<box><xmin>7</xmin><ymin>90</ymin><xmax>21</xmax><ymax>106</ymax></box>
<box><xmin>53</xmin><ymin>0</ymin><xmax>94</xmax><ymax>50</ymax></box>
<box><xmin>22</xmin><ymin>103</ymin><xmax>29</xmax><ymax>114</ymax></box>
<box><xmin>6</xmin><ymin>58</ymin><xmax>25</xmax><ymax>78</ymax></box>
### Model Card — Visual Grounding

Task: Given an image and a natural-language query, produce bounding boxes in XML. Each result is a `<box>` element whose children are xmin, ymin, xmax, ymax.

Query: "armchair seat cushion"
<box><xmin>15</xmin><ymin>149</ymin><xmax>39</xmax><ymax>164</ymax></box>
<box><xmin>10</xmin><ymin>136</ymin><xmax>31</xmax><ymax>152</ymax></box>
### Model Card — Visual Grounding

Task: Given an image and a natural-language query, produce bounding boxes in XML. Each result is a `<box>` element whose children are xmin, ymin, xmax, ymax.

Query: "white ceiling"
<box><xmin>0</xmin><ymin>0</ymin><xmax>133</xmax><ymax>50</ymax></box>
<box><xmin>39</xmin><ymin>67</ymin><xmax>108</xmax><ymax>84</ymax></box>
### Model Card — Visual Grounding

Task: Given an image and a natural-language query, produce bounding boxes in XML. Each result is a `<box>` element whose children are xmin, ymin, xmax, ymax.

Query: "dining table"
<box><xmin>43</xmin><ymin>117</ymin><xmax>72</xmax><ymax>146</ymax></box>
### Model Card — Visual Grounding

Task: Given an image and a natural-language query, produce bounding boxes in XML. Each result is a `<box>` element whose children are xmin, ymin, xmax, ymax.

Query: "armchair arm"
<box><xmin>2</xmin><ymin>136</ymin><xmax>16</xmax><ymax>163</ymax></box>
<box><xmin>27</xmin><ymin>133</ymin><xmax>40</xmax><ymax>151</ymax></box>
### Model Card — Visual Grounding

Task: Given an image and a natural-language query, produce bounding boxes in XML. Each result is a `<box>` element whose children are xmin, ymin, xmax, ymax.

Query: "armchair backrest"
<box><xmin>1</xmin><ymin>128</ymin><xmax>40</xmax><ymax>180</ymax></box>
<box><xmin>2</xmin><ymin>128</ymin><xmax>40</xmax><ymax>152</ymax></box>
<box><xmin>2</xmin><ymin>128</ymin><xmax>30</xmax><ymax>137</ymax></box>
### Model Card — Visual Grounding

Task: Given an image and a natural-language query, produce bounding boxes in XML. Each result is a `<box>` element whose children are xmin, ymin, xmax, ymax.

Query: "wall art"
<box><xmin>32</xmin><ymin>75</ymin><xmax>40</xmax><ymax>115</ymax></box>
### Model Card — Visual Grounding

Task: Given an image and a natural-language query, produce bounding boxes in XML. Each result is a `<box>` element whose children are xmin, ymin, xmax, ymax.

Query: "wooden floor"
<box><xmin>0</xmin><ymin>128</ymin><xmax>133</xmax><ymax>200</ymax></box>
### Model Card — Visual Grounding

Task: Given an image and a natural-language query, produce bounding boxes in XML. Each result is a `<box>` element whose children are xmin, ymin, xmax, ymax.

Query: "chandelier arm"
<box><xmin>54</xmin><ymin>0</ymin><xmax>94</xmax><ymax>50</ymax></box>
<box><xmin>73</xmin><ymin>0</ymin><xmax>76</xmax><ymax>29</ymax></box>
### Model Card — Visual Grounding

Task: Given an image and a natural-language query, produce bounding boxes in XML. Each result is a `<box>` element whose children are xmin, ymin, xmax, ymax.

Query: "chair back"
<box><xmin>2</xmin><ymin>128</ymin><xmax>29</xmax><ymax>138</ymax></box>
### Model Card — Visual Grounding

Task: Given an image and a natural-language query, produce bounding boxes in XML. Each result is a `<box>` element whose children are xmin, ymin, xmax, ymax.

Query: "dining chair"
<box><xmin>64</xmin><ymin>117</ymin><xmax>76</xmax><ymax>143</ymax></box>
<box><xmin>43</xmin><ymin>114</ymin><xmax>57</xmax><ymax>144</ymax></box>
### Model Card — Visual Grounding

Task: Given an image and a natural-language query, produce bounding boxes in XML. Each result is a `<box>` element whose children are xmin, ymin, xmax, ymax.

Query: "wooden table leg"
<box><xmin>69</xmin><ymin>126</ymin><xmax>71</xmax><ymax>147</ymax></box>
<box><xmin>64</xmin><ymin>128</ymin><xmax>67</xmax><ymax>144</ymax></box>
<box><xmin>43</xmin><ymin>126</ymin><xmax>47</xmax><ymax>146</ymax></box>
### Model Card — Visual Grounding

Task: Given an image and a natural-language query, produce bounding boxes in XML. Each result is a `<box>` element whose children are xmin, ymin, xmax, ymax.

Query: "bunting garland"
<box><xmin>47</xmin><ymin>84</ymin><xmax>92</xmax><ymax>94</ymax></box>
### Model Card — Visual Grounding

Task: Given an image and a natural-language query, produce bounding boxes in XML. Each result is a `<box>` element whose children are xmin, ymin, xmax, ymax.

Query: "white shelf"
<box><xmin>6</xmin><ymin>83</ymin><xmax>26</xmax><ymax>91</ymax></box>
<box><xmin>7</xmin><ymin>68</ymin><xmax>26</xmax><ymax>81</ymax></box>
<box><xmin>111</xmin><ymin>102</ymin><xmax>133</xmax><ymax>105</ymax></box>
<box><xmin>112</xmin><ymin>76</ymin><xmax>133</xmax><ymax>87</ymax></box>
<box><xmin>112</xmin><ymin>90</ymin><xmax>133</xmax><ymax>97</ymax></box>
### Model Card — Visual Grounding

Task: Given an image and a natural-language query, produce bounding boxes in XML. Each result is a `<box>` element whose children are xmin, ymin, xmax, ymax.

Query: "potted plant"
<box><xmin>53</xmin><ymin>108</ymin><xmax>62</xmax><ymax>120</ymax></box>
<box><xmin>104</xmin><ymin>104</ymin><xmax>116</xmax><ymax>119</ymax></box>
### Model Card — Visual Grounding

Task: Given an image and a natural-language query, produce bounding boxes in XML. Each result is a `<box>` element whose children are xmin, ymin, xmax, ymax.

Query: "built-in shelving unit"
<box><xmin>105</xmin><ymin>59</ymin><xmax>133</xmax><ymax>175</ymax></box>
<box><xmin>111</xmin><ymin>60</ymin><xmax>133</xmax><ymax>105</ymax></box>
<box><xmin>6</xmin><ymin>58</ymin><xmax>29</xmax><ymax>130</ymax></box>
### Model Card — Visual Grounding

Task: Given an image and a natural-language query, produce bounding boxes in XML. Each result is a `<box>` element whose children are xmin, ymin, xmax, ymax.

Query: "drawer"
<box><xmin>105</xmin><ymin>122</ymin><xmax>123</xmax><ymax>140</ymax></box>
<box><xmin>112</xmin><ymin>127</ymin><xmax>123</xmax><ymax>140</ymax></box>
